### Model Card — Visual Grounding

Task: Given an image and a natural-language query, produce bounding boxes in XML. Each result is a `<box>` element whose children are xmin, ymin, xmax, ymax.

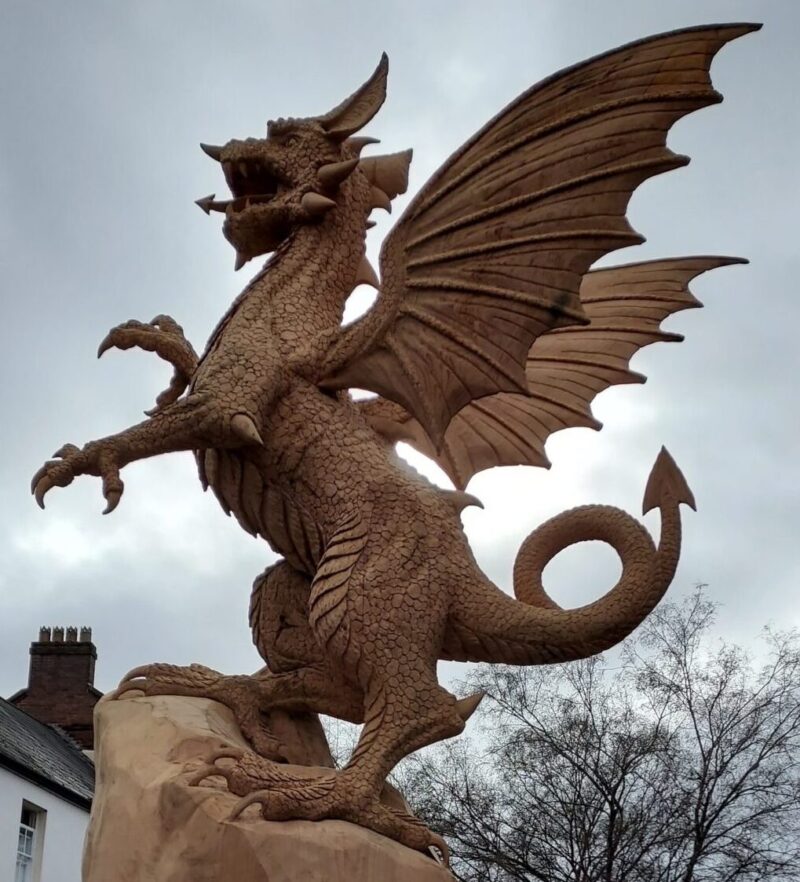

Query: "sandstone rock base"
<box><xmin>83</xmin><ymin>694</ymin><xmax>452</xmax><ymax>881</ymax></box>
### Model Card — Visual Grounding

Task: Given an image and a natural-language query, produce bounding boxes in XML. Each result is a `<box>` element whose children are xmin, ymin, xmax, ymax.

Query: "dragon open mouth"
<box><xmin>198</xmin><ymin>158</ymin><xmax>288</xmax><ymax>215</ymax></box>
<box><xmin>223</xmin><ymin>158</ymin><xmax>285</xmax><ymax>202</ymax></box>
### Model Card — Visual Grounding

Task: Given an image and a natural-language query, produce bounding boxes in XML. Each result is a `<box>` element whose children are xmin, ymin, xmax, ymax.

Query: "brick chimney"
<box><xmin>9</xmin><ymin>626</ymin><xmax>102</xmax><ymax>750</ymax></box>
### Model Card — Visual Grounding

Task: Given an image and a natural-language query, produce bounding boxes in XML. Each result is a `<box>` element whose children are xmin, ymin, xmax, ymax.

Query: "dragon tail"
<box><xmin>442</xmin><ymin>448</ymin><xmax>695</xmax><ymax>665</ymax></box>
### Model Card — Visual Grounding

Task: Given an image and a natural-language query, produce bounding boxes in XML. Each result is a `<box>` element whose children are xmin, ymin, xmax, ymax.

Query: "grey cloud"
<box><xmin>1</xmin><ymin>0</ymin><xmax>797</xmax><ymax>697</ymax></box>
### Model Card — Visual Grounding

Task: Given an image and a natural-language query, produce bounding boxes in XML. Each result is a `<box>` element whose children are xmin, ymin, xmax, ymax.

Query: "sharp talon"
<box><xmin>120</xmin><ymin>665</ymin><xmax>152</xmax><ymax>684</ymax></box>
<box><xmin>97</xmin><ymin>336</ymin><xmax>113</xmax><ymax>358</ymax></box>
<box><xmin>229</xmin><ymin>791</ymin><xmax>270</xmax><ymax>821</ymax></box>
<box><xmin>115</xmin><ymin>678</ymin><xmax>147</xmax><ymax>697</ymax></box>
<box><xmin>103</xmin><ymin>488</ymin><xmax>123</xmax><ymax>515</ymax></box>
<box><xmin>34</xmin><ymin>476</ymin><xmax>53</xmax><ymax>509</ymax></box>
<box><xmin>188</xmin><ymin>764</ymin><xmax>230</xmax><ymax>787</ymax></box>
<box><xmin>30</xmin><ymin>465</ymin><xmax>48</xmax><ymax>494</ymax></box>
<box><xmin>205</xmin><ymin>748</ymin><xmax>245</xmax><ymax>763</ymax></box>
<box><xmin>428</xmin><ymin>834</ymin><xmax>450</xmax><ymax>867</ymax></box>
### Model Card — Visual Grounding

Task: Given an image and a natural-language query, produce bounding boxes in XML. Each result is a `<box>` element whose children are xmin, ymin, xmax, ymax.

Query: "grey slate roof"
<box><xmin>0</xmin><ymin>697</ymin><xmax>94</xmax><ymax>809</ymax></box>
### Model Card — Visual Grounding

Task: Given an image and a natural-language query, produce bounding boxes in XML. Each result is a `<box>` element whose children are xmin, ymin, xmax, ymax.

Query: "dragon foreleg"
<box><xmin>31</xmin><ymin>391</ymin><xmax>236</xmax><ymax>513</ymax></box>
<box><xmin>97</xmin><ymin>314</ymin><xmax>199</xmax><ymax>414</ymax></box>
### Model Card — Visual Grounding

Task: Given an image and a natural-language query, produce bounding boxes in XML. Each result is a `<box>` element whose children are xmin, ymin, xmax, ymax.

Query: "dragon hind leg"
<box><xmin>190</xmin><ymin>739</ymin><xmax>451</xmax><ymax>863</ymax></box>
<box><xmin>116</xmin><ymin>661</ymin><xmax>364</xmax><ymax>762</ymax></box>
<box><xmin>166</xmin><ymin>655</ymin><xmax>463</xmax><ymax>859</ymax></box>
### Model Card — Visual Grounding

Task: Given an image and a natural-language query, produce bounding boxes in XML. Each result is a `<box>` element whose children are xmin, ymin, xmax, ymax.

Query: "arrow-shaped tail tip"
<box><xmin>642</xmin><ymin>446</ymin><xmax>696</xmax><ymax>515</ymax></box>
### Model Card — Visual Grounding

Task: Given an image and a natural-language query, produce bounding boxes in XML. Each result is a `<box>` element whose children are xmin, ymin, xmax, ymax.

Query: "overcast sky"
<box><xmin>1</xmin><ymin>0</ymin><xmax>797</xmax><ymax>698</ymax></box>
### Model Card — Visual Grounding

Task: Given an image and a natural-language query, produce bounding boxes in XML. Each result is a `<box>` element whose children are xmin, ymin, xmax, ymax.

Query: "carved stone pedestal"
<box><xmin>83</xmin><ymin>694</ymin><xmax>452</xmax><ymax>882</ymax></box>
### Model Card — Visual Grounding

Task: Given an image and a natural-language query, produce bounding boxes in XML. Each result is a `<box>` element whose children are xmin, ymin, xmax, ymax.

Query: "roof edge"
<box><xmin>0</xmin><ymin>754</ymin><xmax>92</xmax><ymax>811</ymax></box>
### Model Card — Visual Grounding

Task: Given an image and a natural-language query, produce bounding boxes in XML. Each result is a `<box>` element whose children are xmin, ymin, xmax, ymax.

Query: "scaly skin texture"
<box><xmin>32</xmin><ymin>27</ymin><xmax>755</xmax><ymax>859</ymax></box>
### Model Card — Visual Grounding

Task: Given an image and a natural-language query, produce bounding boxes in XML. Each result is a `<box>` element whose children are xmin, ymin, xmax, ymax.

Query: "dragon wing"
<box><xmin>358</xmin><ymin>256</ymin><xmax>745</xmax><ymax>488</ymax></box>
<box><xmin>322</xmin><ymin>24</ymin><xmax>758</xmax><ymax>448</ymax></box>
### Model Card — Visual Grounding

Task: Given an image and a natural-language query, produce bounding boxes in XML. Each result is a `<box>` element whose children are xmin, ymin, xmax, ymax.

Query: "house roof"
<box><xmin>0</xmin><ymin>697</ymin><xmax>94</xmax><ymax>810</ymax></box>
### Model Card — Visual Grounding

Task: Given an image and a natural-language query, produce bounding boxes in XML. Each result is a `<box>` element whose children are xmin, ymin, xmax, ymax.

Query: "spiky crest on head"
<box><xmin>196</xmin><ymin>53</ymin><xmax>413</xmax><ymax>271</ymax></box>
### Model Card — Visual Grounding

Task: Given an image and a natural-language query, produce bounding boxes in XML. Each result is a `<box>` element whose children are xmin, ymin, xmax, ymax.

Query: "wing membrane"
<box><xmin>361</xmin><ymin>257</ymin><xmax>745</xmax><ymax>488</ymax></box>
<box><xmin>326</xmin><ymin>24</ymin><xmax>758</xmax><ymax>446</ymax></box>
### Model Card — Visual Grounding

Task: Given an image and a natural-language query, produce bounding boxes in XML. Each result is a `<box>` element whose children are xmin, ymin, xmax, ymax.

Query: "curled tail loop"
<box><xmin>444</xmin><ymin>449</ymin><xmax>694</xmax><ymax>665</ymax></box>
<box><xmin>513</xmin><ymin>504</ymin><xmax>656</xmax><ymax>610</ymax></box>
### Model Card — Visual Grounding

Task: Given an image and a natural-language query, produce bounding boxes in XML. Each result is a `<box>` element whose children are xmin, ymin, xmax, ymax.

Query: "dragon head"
<box><xmin>196</xmin><ymin>54</ymin><xmax>389</xmax><ymax>270</ymax></box>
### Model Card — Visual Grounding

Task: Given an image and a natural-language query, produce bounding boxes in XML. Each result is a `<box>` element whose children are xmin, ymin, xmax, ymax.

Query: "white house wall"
<box><xmin>0</xmin><ymin>765</ymin><xmax>88</xmax><ymax>882</ymax></box>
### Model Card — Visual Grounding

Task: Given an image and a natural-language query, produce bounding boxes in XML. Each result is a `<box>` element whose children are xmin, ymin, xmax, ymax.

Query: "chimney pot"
<box><xmin>13</xmin><ymin>625</ymin><xmax>99</xmax><ymax>750</ymax></box>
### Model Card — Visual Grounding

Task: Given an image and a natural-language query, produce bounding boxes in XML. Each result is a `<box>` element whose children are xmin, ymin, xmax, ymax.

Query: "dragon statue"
<box><xmin>33</xmin><ymin>23</ymin><xmax>757</xmax><ymax>861</ymax></box>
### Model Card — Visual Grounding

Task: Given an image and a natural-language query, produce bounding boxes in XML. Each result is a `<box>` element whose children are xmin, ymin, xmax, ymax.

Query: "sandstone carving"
<box><xmin>33</xmin><ymin>24</ymin><xmax>758</xmax><ymax>861</ymax></box>
<box><xmin>84</xmin><ymin>693</ymin><xmax>452</xmax><ymax>881</ymax></box>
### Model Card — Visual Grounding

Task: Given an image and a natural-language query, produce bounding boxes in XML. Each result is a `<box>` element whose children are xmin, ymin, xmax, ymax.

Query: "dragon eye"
<box><xmin>285</xmin><ymin>134</ymin><xmax>300</xmax><ymax>146</ymax></box>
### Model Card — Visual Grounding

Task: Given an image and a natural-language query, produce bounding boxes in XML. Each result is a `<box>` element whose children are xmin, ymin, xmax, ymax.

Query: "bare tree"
<box><xmin>398</xmin><ymin>590</ymin><xmax>800</xmax><ymax>882</ymax></box>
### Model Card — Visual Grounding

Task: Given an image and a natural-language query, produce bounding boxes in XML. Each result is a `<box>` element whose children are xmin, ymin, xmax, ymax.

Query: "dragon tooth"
<box><xmin>234</xmin><ymin>251</ymin><xmax>248</xmax><ymax>271</ymax></box>
<box><xmin>239</xmin><ymin>161</ymin><xmax>249</xmax><ymax>178</ymax></box>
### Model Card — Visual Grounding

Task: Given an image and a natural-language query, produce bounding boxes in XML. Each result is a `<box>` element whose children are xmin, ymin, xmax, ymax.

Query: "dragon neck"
<box><xmin>238</xmin><ymin>173</ymin><xmax>374</xmax><ymax>338</ymax></box>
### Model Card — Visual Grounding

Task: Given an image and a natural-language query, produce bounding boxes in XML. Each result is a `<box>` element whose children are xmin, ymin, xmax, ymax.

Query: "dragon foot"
<box><xmin>117</xmin><ymin>663</ymin><xmax>287</xmax><ymax>761</ymax></box>
<box><xmin>32</xmin><ymin>441</ymin><xmax>124</xmax><ymax>514</ymax></box>
<box><xmin>97</xmin><ymin>315</ymin><xmax>199</xmax><ymax>414</ymax></box>
<box><xmin>191</xmin><ymin>748</ymin><xmax>449</xmax><ymax>864</ymax></box>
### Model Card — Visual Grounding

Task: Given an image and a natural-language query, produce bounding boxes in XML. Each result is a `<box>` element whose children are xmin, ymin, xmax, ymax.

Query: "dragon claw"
<box><xmin>95</xmin><ymin>316</ymin><xmax>198</xmax><ymax>416</ymax></box>
<box><xmin>205</xmin><ymin>747</ymin><xmax>246</xmax><ymax>763</ymax></box>
<box><xmin>102</xmin><ymin>492</ymin><xmax>121</xmax><ymax>515</ymax></box>
<box><xmin>188</xmin><ymin>764</ymin><xmax>232</xmax><ymax>787</ymax></box>
<box><xmin>114</xmin><ymin>677</ymin><xmax>147</xmax><ymax>697</ymax></box>
<box><xmin>31</xmin><ymin>452</ymin><xmax>80</xmax><ymax>507</ymax></box>
<box><xmin>187</xmin><ymin>748</ymin><xmax>248</xmax><ymax>787</ymax></box>
<box><xmin>102</xmin><ymin>473</ymin><xmax>124</xmax><ymax>515</ymax></box>
<box><xmin>228</xmin><ymin>790</ymin><xmax>274</xmax><ymax>821</ymax></box>
<box><xmin>114</xmin><ymin>662</ymin><xmax>228</xmax><ymax>701</ymax></box>
<box><xmin>32</xmin><ymin>442</ymin><xmax>124</xmax><ymax>513</ymax></box>
<box><xmin>427</xmin><ymin>835</ymin><xmax>450</xmax><ymax>867</ymax></box>
<box><xmin>119</xmin><ymin>665</ymin><xmax>152</xmax><ymax>684</ymax></box>
<box><xmin>33</xmin><ymin>476</ymin><xmax>53</xmax><ymax>509</ymax></box>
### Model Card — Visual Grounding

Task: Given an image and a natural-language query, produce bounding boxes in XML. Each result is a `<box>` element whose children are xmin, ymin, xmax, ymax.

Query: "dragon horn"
<box><xmin>345</xmin><ymin>136</ymin><xmax>381</xmax><ymax>156</ymax></box>
<box><xmin>317</xmin><ymin>159</ymin><xmax>359</xmax><ymax>190</ymax></box>
<box><xmin>301</xmin><ymin>192</ymin><xmax>337</xmax><ymax>217</ymax></box>
<box><xmin>317</xmin><ymin>54</ymin><xmax>389</xmax><ymax>141</ymax></box>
